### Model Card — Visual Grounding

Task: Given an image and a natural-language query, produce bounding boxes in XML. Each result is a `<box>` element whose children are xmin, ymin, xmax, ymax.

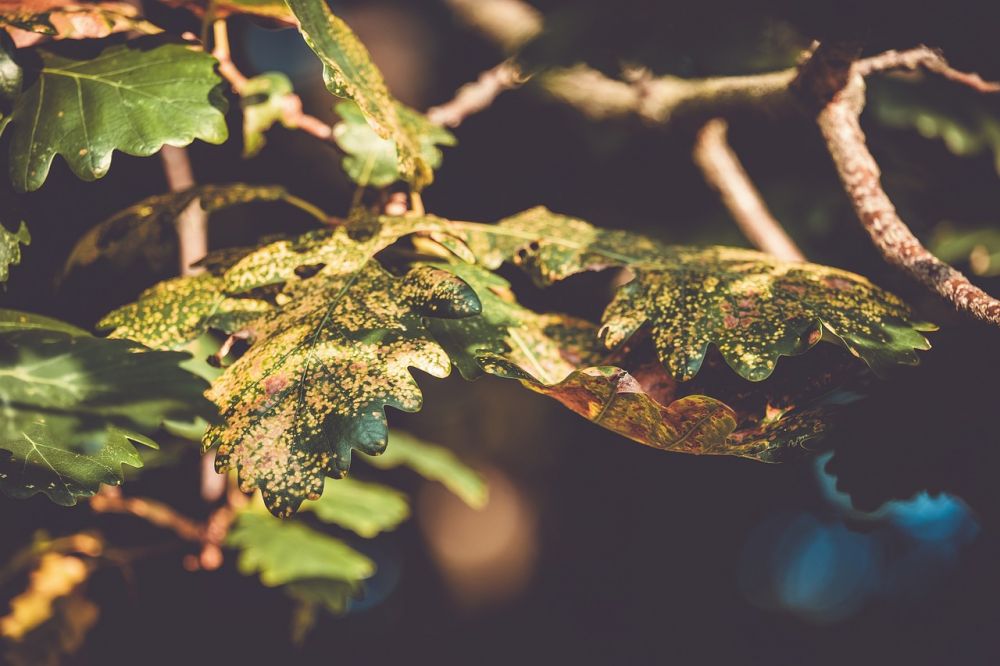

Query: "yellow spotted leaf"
<box><xmin>429</xmin><ymin>262</ymin><xmax>850</xmax><ymax>461</ymax></box>
<box><xmin>444</xmin><ymin>207</ymin><xmax>935</xmax><ymax>381</ymax></box>
<box><xmin>221</xmin><ymin>213</ymin><xmax>454</xmax><ymax>294</ymax></box>
<box><xmin>64</xmin><ymin>183</ymin><xmax>320</xmax><ymax>279</ymax></box>
<box><xmin>98</xmin><ymin>273</ymin><xmax>271</xmax><ymax>350</ymax></box>
<box><xmin>205</xmin><ymin>262</ymin><xmax>481</xmax><ymax>517</ymax></box>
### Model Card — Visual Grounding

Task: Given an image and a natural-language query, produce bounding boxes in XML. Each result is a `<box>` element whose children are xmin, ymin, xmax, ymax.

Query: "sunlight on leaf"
<box><xmin>228</xmin><ymin>511</ymin><xmax>374</xmax><ymax>585</ymax></box>
<box><xmin>333</xmin><ymin>100</ymin><xmax>455</xmax><ymax>188</ymax></box>
<box><xmin>206</xmin><ymin>263</ymin><xmax>481</xmax><ymax>516</ymax></box>
<box><xmin>302</xmin><ymin>477</ymin><xmax>410</xmax><ymax>538</ymax></box>
<box><xmin>0</xmin><ymin>220</ymin><xmax>29</xmax><ymax>283</ymax></box>
<box><xmin>364</xmin><ymin>431</ymin><xmax>488</xmax><ymax>509</ymax></box>
<box><xmin>286</xmin><ymin>0</ymin><xmax>433</xmax><ymax>188</ymax></box>
<box><xmin>4</xmin><ymin>38</ymin><xmax>227</xmax><ymax>191</ymax></box>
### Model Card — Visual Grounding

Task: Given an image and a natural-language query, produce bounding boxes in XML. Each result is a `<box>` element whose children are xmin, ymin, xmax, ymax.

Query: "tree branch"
<box><xmin>427</xmin><ymin>61</ymin><xmax>525</xmax><ymax>128</ymax></box>
<box><xmin>813</xmin><ymin>45</ymin><xmax>1000</xmax><ymax>326</ymax></box>
<box><xmin>211</xmin><ymin>19</ymin><xmax>333</xmax><ymax>141</ymax></box>
<box><xmin>159</xmin><ymin>146</ymin><xmax>206</xmax><ymax>277</ymax></box>
<box><xmin>693</xmin><ymin>118</ymin><xmax>804</xmax><ymax>261</ymax></box>
<box><xmin>442</xmin><ymin>0</ymin><xmax>542</xmax><ymax>53</ymax></box>
<box><xmin>90</xmin><ymin>487</ymin><xmax>205</xmax><ymax>543</ymax></box>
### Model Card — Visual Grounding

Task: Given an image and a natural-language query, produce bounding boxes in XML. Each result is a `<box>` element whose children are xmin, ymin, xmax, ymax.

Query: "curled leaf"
<box><xmin>64</xmin><ymin>183</ymin><xmax>304</xmax><ymax>278</ymax></box>
<box><xmin>445</xmin><ymin>207</ymin><xmax>934</xmax><ymax>381</ymax></box>
<box><xmin>241</xmin><ymin>72</ymin><xmax>295</xmax><ymax>158</ymax></box>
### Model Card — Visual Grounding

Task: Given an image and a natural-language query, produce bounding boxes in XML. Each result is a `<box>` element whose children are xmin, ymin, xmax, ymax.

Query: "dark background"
<box><xmin>3</xmin><ymin>0</ymin><xmax>1000</xmax><ymax>663</ymax></box>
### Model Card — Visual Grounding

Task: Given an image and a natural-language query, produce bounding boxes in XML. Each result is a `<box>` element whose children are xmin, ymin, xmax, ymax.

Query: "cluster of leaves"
<box><xmin>87</xmin><ymin>194</ymin><xmax>932</xmax><ymax>517</ymax></box>
<box><xmin>0</xmin><ymin>0</ymin><xmax>943</xmax><ymax>637</ymax></box>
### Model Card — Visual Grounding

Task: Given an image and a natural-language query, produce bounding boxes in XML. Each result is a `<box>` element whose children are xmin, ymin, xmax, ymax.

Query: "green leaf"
<box><xmin>0</xmin><ymin>424</ymin><xmax>154</xmax><ymax>505</ymax></box>
<box><xmin>285</xmin><ymin>0</ymin><xmax>432</xmax><ymax>188</ymax></box>
<box><xmin>363</xmin><ymin>431</ymin><xmax>488</xmax><ymax>509</ymax></box>
<box><xmin>228</xmin><ymin>510</ymin><xmax>374</xmax><ymax>586</ymax></box>
<box><xmin>332</xmin><ymin>100</ymin><xmax>455</xmax><ymax>187</ymax></box>
<box><xmin>0</xmin><ymin>309</ymin><xmax>88</xmax><ymax>336</ymax></box>
<box><xmin>0</xmin><ymin>220</ymin><xmax>29</xmax><ymax>283</ymax></box>
<box><xmin>63</xmin><ymin>183</ymin><xmax>308</xmax><ymax>278</ymax></box>
<box><xmin>241</xmin><ymin>72</ymin><xmax>294</xmax><ymax>158</ymax></box>
<box><xmin>301</xmin><ymin>477</ymin><xmax>409</xmax><ymax>538</ymax></box>
<box><xmin>0</xmin><ymin>325</ymin><xmax>215</xmax><ymax>442</ymax></box>
<box><xmin>428</xmin><ymin>261</ymin><xmax>849</xmax><ymax>462</ymax></box>
<box><xmin>0</xmin><ymin>29</ymin><xmax>21</xmax><ymax>131</ymax></box>
<box><xmin>446</xmin><ymin>207</ymin><xmax>934</xmax><ymax>381</ymax></box>
<box><xmin>426</xmin><ymin>261</ymin><xmax>600</xmax><ymax>382</ymax></box>
<box><xmin>870</xmin><ymin>77</ymin><xmax>1000</xmax><ymax>175</ymax></box>
<box><xmin>4</xmin><ymin>38</ymin><xmax>227</xmax><ymax>191</ymax></box>
<box><xmin>98</xmin><ymin>273</ymin><xmax>271</xmax><ymax>349</ymax></box>
<box><xmin>206</xmin><ymin>262</ymin><xmax>481</xmax><ymax>517</ymax></box>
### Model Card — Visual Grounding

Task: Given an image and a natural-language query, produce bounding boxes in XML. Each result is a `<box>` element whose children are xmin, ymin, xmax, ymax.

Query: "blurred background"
<box><xmin>3</xmin><ymin>0</ymin><xmax>1000</xmax><ymax>663</ymax></box>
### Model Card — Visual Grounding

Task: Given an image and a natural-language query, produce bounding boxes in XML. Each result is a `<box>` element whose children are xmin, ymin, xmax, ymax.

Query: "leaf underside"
<box><xmin>63</xmin><ymin>183</ymin><xmax>295</xmax><ymax>278</ymax></box>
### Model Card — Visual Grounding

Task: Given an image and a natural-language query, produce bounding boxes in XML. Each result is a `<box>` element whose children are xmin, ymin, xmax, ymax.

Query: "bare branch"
<box><xmin>90</xmin><ymin>487</ymin><xmax>206</xmax><ymax>544</ymax></box>
<box><xmin>442</xmin><ymin>0</ymin><xmax>542</xmax><ymax>53</ymax></box>
<box><xmin>159</xmin><ymin>146</ymin><xmax>206</xmax><ymax>278</ymax></box>
<box><xmin>815</xmin><ymin>49</ymin><xmax>1000</xmax><ymax>326</ymax></box>
<box><xmin>856</xmin><ymin>45</ymin><xmax>1000</xmax><ymax>92</ymax></box>
<box><xmin>693</xmin><ymin>119</ymin><xmax>805</xmax><ymax>262</ymax></box>
<box><xmin>427</xmin><ymin>61</ymin><xmax>525</xmax><ymax>128</ymax></box>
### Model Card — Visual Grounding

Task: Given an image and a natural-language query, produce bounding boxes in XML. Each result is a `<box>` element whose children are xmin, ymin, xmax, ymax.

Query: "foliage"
<box><xmin>0</xmin><ymin>219</ymin><xmax>28</xmax><ymax>283</ymax></box>
<box><xmin>286</xmin><ymin>0</ymin><xmax>434</xmax><ymax>188</ymax></box>
<box><xmin>0</xmin><ymin>309</ymin><xmax>213</xmax><ymax>503</ymax></box>
<box><xmin>443</xmin><ymin>207</ymin><xmax>935</xmax><ymax>381</ymax></box>
<box><xmin>333</xmin><ymin>100</ymin><xmax>456</xmax><ymax>187</ymax></box>
<box><xmin>206</xmin><ymin>261</ymin><xmax>481</xmax><ymax>517</ymax></box>
<box><xmin>301</xmin><ymin>477</ymin><xmax>409</xmax><ymax>538</ymax></box>
<box><xmin>240</xmin><ymin>72</ymin><xmax>295</xmax><ymax>158</ymax></box>
<box><xmin>364</xmin><ymin>430</ymin><xmax>488</xmax><ymax>509</ymax></box>
<box><xmin>63</xmin><ymin>183</ymin><xmax>313</xmax><ymax>279</ymax></box>
<box><xmin>0</xmin><ymin>37</ymin><xmax>227</xmax><ymax>191</ymax></box>
<box><xmin>0</xmin><ymin>0</ymin><xmax>978</xmax><ymax>646</ymax></box>
<box><xmin>227</xmin><ymin>509</ymin><xmax>374</xmax><ymax>586</ymax></box>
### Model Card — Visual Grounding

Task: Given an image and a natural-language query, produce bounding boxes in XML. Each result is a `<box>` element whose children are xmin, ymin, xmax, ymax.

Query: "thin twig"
<box><xmin>90</xmin><ymin>487</ymin><xmax>206</xmax><ymax>543</ymax></box>
<box><xmin>159</xmin><ymin>146</ymin><xmax>207</xmax><ymax>277</ymax></box>
<box><xmin>812</xmin><ymin>44</ymin><xmax>1000</xmax><ymax>326</ymax></box>
<box><xmin>211</xmin><ymin>19</ymin><xmax>332</xmax><ymax>141</ymax></box>
<box><xmin>427</xmin><ymin>61</ymin><xmax>525</xmax><ymax>127</ymax></box>
<box><xmin>692</xmin><ymin>118</ymin><xmax>804</xmax><ymax>262</ymax></box>
<box><xmin>856</xmin><ymin>45</ymin><xmax>1000</xmax><ymax>92</ymax></box>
